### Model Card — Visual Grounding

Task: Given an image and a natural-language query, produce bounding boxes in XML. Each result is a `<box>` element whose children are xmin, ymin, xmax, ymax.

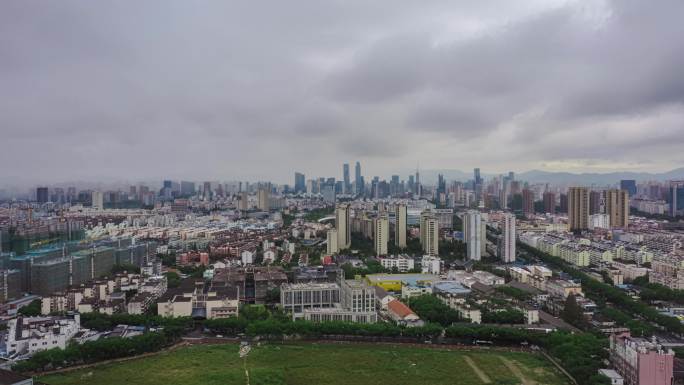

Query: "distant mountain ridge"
<box><xmin>417</xmin><ymin>167</ymin><xmax>684</xmax><ymax>185</ymax></box>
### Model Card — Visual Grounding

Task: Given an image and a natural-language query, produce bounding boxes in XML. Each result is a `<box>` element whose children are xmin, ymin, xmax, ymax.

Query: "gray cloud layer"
<box><xmin>1</xmin><ymin>0</ymin><xmax>683</xmax><ymax>183</ymax></box>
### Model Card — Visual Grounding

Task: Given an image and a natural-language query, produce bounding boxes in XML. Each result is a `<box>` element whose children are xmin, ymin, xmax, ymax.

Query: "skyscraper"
<box><xmin>294</xmin><ymin>172</ymin><xmax>305</xmax><ymax>193</ymax></box>
<box><xmin>606</xmin><ymin>189</ymin><xmax>629</xmax><ymax>228</ymax></box>
<box><xmin>355</xmin><ymin>162</ymin><xmax>362</xmax><ymax>195</ymax></box>
<box><xmin>336</xmin><ymin>203</ymin><xmax>351</xmax><ymax>249</ymax></box>
<box><xmin>36</xmin><ymin>187</ymin><xmax>49</xmax><ymax>204</ymax></box>
<box><xmin>568</xmin><ymin>187</ymin><xmax>589</xmax><ymax>231</ymax></box>
<box><xmin>500</xmin><ymin>213</ymin><xmax>516</xmax><ymax>263</ymax></box>
<box><xmin>669</xmin><ymin>181</ymin><xmax>684</xmax><ymax>217</ymax></box>
<box><xmin>374</xmin><ymin>214</ymin><xmax>389</xmax><ymax>256</ymax></box>
<box><xmin>522</xmin><ymin>189</ymin><xmax>534</xmax><ymax>216</ymax></box>
<box><xmin>420</xmin><ymin>211</ymin><xmax>439</xmax><ymax>256</ymax></box>
<box><xmin>543</xmin><ymin>192</ymin><xmax>556</xmax><ymax>214</ymax></box>
<box><xmin>464</xmin><ymin>210</ymin><xmax>482</xmax><ymax>261</ymax></box>
<box><xmin>620</xmin><ymin>180</ymin><xmax>637</xmax><ymax>197</ymax></box>
<box><xmin>394</xmin><ymin>203</ymin><xmax>407</xmax><ymax>248</ymax></box>
<box><xmin>343</xmin><ymin>163</ymin><xmax>350</xmax><ymax>194</ymax></box>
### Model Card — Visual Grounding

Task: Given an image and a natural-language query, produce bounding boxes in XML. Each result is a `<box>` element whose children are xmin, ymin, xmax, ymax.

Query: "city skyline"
<box><xmin>2</xmin><ymin>0</ymin><xmax>684</xmax><ymax>183</ymax></box>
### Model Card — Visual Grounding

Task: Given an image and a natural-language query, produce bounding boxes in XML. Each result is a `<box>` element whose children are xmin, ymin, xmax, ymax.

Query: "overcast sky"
<box><xmin>1</xmin><ymin>0</ymin><xmax>683</xmax><ymax>184</ymax></box>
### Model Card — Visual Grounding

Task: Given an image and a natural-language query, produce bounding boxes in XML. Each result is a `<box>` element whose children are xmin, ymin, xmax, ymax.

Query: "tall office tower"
<box><xmin>589</xmin><ymin>190</ymin><xmax>602</xmax><ymax>215</ymax></box>
<box><xmin>335</xmin><ymin>204</ymin><xmax>351</xmax><ymax>249</ymax></box>
<box><xmin>501</xmin><ymin>213</ymin><xmax>516</xmax><ymax>263</ymax></box>
<box><xmin>374</xmin><ymin>215</ymin><xmax>389</xmax><ymax>256</ymax></box>
<box><xmin>522</xmin><ymin>189</ymin><xmax>534</xmax><ymax>215</ymax></box>
<box><xmin>669</xmin><ymin>181</ymin><xmax>684</xmax><ymax>217</ymax></box>
<box><xmin>407</xmin><ymin>175</ymin><xmax>415</xmax><ymax>193</ymax></box>
<box><xmin>420</xmin><ymin>211</ymin><xmax>439</xmax><ymax>256</ymax></box>
<box><xmin>474</xmin><ymin>168</ymin><xmax>482</xmax><ymax>184</ymax></box>
<box><xmin>343</xmin><ymin>163</ymin><xmax>350</xmax><ymax>194</ymax></box>
<box><xmin>91</xmin><ymin>191</ymin><xmax>104</xmax><ymax>210</ymax></box>
<box><xmin>355</xmin><ymin>162</ymin><xmax>362</xmax><ymax>194</ymax></box>
<box><xmin>36</xmin><ymin>187</ymin><xmax>49</xmax><ymax>204</ymax></box>
<box><xmin>508</xmin><ymin>171</ymin><xmax>515</xmax><ymax>181</ymax></box>
<box><xmin>464</xmin><ymin>210</ymin><xmax>482</xmax><ymax>261</ymax></box>
<box><xmin>294</xmin><ymin>172</ymin><xmax>305</xmax><ymax>193</ymax></box>
<box><xmin>606</xmin><ymin>189</ymin><xmax>630</xmax><ymax>228</ymax></box>
<box><xmin>257</xmin><ymin>188</ymin><xmax>270</xmax><ymax>211</ymax></box>
<box><xmin>326</xmin><ymin>229</ymin><xmax>339</xmax><ymax>255</ymax></box>
<box><xmin>437</xmin><ymin>174</ymin><xmax>446</xmax><ymax>195</ymax></box>
<box><xmin>238</xmin><ymin>191</ymin><xmax>249</xmax><ymax>211</ymax></box>
<box><xmin>543</xmin><ymin>192</ymin><xmax>556</xmax><ymax>214</ymax></box>
<box><xmin>568</xmin><ymin>187</ymin><xmax>589</xmax><ymax>231</ymax></box>
<box><xmin>620</xmin><ymin>180</ymin><xmax>637</xmax><ymax>197</ymax></box>
<box><xmin>394</xmin><ymin>203</ymin><xmax>407</xmax><ymax>248</ymax></box>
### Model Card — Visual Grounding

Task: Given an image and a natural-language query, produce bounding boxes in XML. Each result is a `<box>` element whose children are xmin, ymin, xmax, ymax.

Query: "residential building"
<box><xmin>374</xmin><ymin>214</ymin><xmax>389</xmax><ymax>256</ymax></box>
<box><xmin>335</xmin><ymin>204</ymin><xmax>351</xmax><ymax>249</ymax></box>
<box><xmin>522</xmin><ymin>189</ymin><xmax>534</xmax><ymax>216</ymax></box>
<box><xmin>387</xmin><ymin>299</ymin><xmax>423</xmax><ymax>327</ymax></box>
<box><xmin>6</xmin><ymin>314</ymin><xmax>81</xmax><ymax>357</ymax></box>
<box><xmin>257</xmin><ymin>188</ymin><xmax>270</xmax><ymax>211</ymax></box>
<box><xmin>91</xmin><ymin>191</ymin><xmax>104</xmax><ymax>210</ymax></box>
<box><xmin>379</xmin><ymin>255</ymin><xmax>415</xmax><ymax>273</ymax></box>
<box><xmin>568</xmin><ymin>187</ymin><xmax>589</xmax><ymax>231</ymax></box>
<box><xmin>606</xmin><ymin>189</ymin><xmax>630</xmax><ymax>229</ymax></box>
<box><xmin>394</xmin><ymin>203</ymin><xmax>407</xmax><ymax>248</ymax></box>
<box><xmin>543</xmin><ymin>192</ymin><xmax>556</xmax><ymax>214</ymax></box>
<box><xmin>420</xmin><ymin>211</ymin><xmax>439</xmax><ymax>256</ymax></box>
<box><xmin>464</xmin><ymin>210</ymin><xmax>482</xmax><ymax>260</ymax></box>
<box><xmin>500</xmin><ymin>213</ymin><xmax>516</xmax><ymax>263</ymax></box>
<box><xmin>326</xmin><ymin>229</ymin><xmax>339</xmax><ymax>255</ymax></box>
<box><xmin>609</xmin><ymin>332</ymin><xmax>673</xmax><ymax>385</ymax></box>
<box><xmin>421</xmin><ymin>255</ymin><xmax>441</xmax><ymax>275</ymax></box>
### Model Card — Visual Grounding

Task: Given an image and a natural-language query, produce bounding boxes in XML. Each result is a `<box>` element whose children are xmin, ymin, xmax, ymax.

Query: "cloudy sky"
<box><xmin>1</xmin><ymin>0</ymin><xmax>683</xmax><ymax>184</ymax></box>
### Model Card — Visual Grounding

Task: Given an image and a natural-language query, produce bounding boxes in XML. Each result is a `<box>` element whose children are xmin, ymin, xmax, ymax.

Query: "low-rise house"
<box><xmin>387</xmin><ymin>299</ymin><xmax>423</xmax><ymax>327</ymax></box>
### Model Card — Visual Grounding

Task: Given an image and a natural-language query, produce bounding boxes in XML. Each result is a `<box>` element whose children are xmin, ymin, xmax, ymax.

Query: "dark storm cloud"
<box><xmin>0</xmin><ymin>0</ymin><xmax>683</xmax><ymax>184</ymax></box>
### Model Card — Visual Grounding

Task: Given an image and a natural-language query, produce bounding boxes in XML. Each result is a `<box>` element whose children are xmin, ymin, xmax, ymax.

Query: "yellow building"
<box><xmin>364</xmin><ymin>273</ymin><xmax>439</xmax><ymax>292</ymax></box>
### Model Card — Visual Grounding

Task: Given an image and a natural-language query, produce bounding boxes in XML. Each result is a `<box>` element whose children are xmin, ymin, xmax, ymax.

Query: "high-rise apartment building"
<box><xmin>500</xmin><ymin>213</ymin><xmax>516</xmax><ymax>263</ymax></box>
<box><xmin>560</xmin><ymin>193</ymin><xmax>568</xmax><ymax>213</ymax></box>
<box><xmin>464</xmin><ymin>210</ymin><xmax>482</xmax><ymax>261</ymax></box>
<box><xmin>420</xmin><ymin>211</ymin><xmax>439</xmax><ymax>256</ymax></box>
<box><xmin>335</xmin><ymin>204</ymin><xmax>351</xmax><ymax>249</ymax></box>
<box><xmin>257</xmin><ymin>188</ymin><xmax>270</xmax><ymax>211</ymax></box>
<box><xmin>238</xmin><ymin>192</ymin><xmax>249</xmax><ymax>211</ymax></box>
<box><xmin>394</xmin><ymin>203</ymin><xmax>407</xmax><ymax>248</ymax></box>
<box><xmin>522</xmin><ymin>189</ymin><xmax>534</xmax><ymax>216</ymax></box>
<box><xmin>91</xmin><ymin>191</ymin><xmax>104</xmax><ymax>210</ymax></box>
<box><xmin>326</xmin><ymin>229</ymin><xmax>339</xmax><ymax>255</ymax></box>
<box><xmin>543</xmin><ymin>192</ymin><xmax>556</xmax><ymax>214</ymax></box>
<box><xmin>606</xmin><ymin>189</ymin><xmax>629</xmax><ymax>228</ymax></box>
<box><xmin>374</xmin><ymin>215</ymin><xmax>389</xmax><ymax>256</ymax></box>
<box><xmin>589</xmin><ymin>190</ymin><xmax>603</xmax><ymax>215</ymax></box>
<box><xmin>568</xmin><ymin>187</ymin><xmax>589</xmax><ymax>231</ymax></box>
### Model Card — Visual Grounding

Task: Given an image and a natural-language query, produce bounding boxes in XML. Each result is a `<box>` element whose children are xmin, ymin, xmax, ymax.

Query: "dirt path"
<box><xmin>499</xmin><ymin>356</ymin><xmax>536</xmax><ymax>385</ymax></box>
<box><xmin>464</xmin><ymin>356</ymin><xmax>491</xmax><ymax>384</ymax></box>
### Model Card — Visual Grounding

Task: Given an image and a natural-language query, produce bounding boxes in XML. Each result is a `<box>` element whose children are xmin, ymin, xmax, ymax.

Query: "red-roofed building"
<box><xmin>387</xmin><ymin>299</ymin><xmax>423</xmax><ymax>327</ymax></box>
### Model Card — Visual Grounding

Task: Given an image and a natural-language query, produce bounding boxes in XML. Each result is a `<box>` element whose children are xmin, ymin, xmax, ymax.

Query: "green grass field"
<box><xmin>39</xmin><ymin>343</ymin><xmax>571</xmax><ymax>385</ymax></box>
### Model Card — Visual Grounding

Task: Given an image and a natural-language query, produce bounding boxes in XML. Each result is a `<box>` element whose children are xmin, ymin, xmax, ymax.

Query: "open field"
<box><xmin>39</xmin><ymin>343</ymin><xmax>571</xmax><ymax>385</ymax></box>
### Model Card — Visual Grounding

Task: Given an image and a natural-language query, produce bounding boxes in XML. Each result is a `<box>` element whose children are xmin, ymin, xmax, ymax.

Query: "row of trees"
<box><xmin>519</xmin><ymin>243</ymin><xmax>684</xmax><ymax>334</ymax></box>
<box><xmin>204</xmin><ymin>315</ymin><xmax>609</xmax><ymax>385</ymax></box>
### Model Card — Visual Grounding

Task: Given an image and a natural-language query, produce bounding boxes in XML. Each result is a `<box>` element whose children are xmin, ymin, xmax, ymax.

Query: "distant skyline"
<box><xmin>2</xmin><ymin>0</ymin><xmax>683</xmax><ymax>182</ymax></box>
